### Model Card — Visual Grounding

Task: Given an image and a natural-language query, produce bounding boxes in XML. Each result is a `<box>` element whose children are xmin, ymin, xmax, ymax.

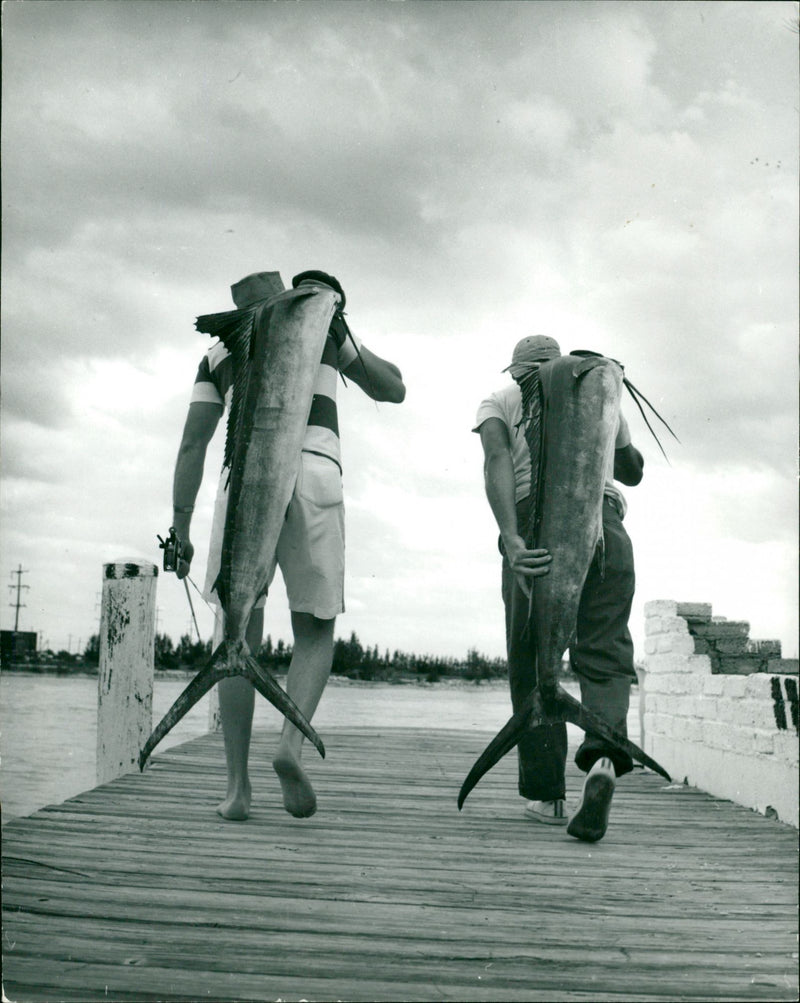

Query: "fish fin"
<box><xmin>516</xmin><ymin>366</ymin><xmax>546</xmax><ymax>549</ymax></box>
<box><xmin>139</xmin><ymin>642</ymin><xmax>325</xmax><ymax>770</ymax></box>
<box><xmin>457</xmin><ymin>688</ymin><xmax>546</xmax><ymax>809</ymax></box>
<box><xmin>457</xmin><ymin>684</ymin><xmax>671</xmax><ymax>806</ymax></box>
<box><xmin>139</xmin><ymin>641</ymin><xmax>231</xmax><ymax>770</ymax></box>
<box><xmin>195</xmin><ymin>306</ymin><xmax>259</xmax><ymax>472</ymax></box>
<box><xmin>549</xmin><ymin>685</ymin><xmax>672</xmax><ymax>781</ymax></box>
<box><xmin>241</xmin><ymin>655</ymin><xmax>325</xmax><ymax>759</ymax></box>
<box><xmin>195</xmin><ymin>307</ymin><xmax>254</xmax><ymax>341</ymax></box>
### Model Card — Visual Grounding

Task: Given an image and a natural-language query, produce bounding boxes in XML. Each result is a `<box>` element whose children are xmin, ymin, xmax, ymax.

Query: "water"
<box><xmin>0</xmin><ymin>672</ymin><xmax>640</xmax><ymax>824</ymax></box>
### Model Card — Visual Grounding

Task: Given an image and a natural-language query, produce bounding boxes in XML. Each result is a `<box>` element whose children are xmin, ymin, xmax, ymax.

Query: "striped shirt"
<box><xmin>191</xmin><ymin>321</ymin><xmax>360</xmax><ymax>471</ymax></box>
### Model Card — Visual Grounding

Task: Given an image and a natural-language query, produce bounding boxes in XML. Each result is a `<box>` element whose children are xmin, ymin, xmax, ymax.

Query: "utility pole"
<box><xmin>8</xmin><ymin>565</ymin><xmax>29</xmax><ymax>632</ymax></box>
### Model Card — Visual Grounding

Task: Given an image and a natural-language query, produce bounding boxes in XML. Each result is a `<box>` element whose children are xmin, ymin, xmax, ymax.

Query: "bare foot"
<box><xmin>273</xmin><ymin>752</ymin><xmax>317</xmax><ymax>818</ymax></box>
<box><xmin>216</xmin><ymin>782</ymin><xmax>251</xmax><ymax>821</ymax></box>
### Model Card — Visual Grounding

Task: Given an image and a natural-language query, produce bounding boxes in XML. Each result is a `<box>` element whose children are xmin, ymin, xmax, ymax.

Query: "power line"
<box><xmin>8</xmin><ymin>565</ymin><xmax>29</xmax><ymax>632</ymax></box>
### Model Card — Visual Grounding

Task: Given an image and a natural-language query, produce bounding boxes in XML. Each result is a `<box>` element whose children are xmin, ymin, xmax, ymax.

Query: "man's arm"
<box><xmin>172</xmin><ymin>401</ymin><xmax>223</xmax><ymax>578</ymax></box>
<box><xmin>613</xmin><ymin>412</ymin><xmax>644</xmax><ymax>486</ymax></box>
<box><xmin>478</xmin><ymin>417</ymin><xmax>550</xmax><ymax>597</ymax></box>
<box><xmin>342</xmin><ymin>345</ymin><xmax>406</xmax><ymax>403</ymax></box>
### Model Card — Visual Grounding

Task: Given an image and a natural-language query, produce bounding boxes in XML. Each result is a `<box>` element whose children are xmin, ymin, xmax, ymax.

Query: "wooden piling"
<box><xmin>207</xmin><ymin>616</ymin><xmax>223</xmax><ymax>732</ymax></box>
<box><xmin>96</xmin><ymin>559</ymin><xmax>157</xmax><ymax>785</ymax></box>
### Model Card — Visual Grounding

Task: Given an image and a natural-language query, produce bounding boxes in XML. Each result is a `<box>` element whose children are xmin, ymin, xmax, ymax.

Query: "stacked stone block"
<box><xmin>641</xmin><ymin>600</ymin><xmax>798</xmax><ymax>828</ymax></box>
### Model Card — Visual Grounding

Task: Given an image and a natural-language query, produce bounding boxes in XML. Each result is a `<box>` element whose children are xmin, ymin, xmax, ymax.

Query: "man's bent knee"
<box><xmin>291</xmin><ymin>611</ymin><xmax>336</xmax><ymax>638</ymax></box>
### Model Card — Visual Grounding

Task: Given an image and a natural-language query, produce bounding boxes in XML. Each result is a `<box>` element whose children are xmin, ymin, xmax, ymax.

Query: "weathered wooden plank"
<box><xmin>8</xmin><ymin>910</ymin><xmax>796</xmax><ymax>979</ymax></box>
<box><xmin>4</xmin><ymin>855</ymin><xmax>795</xmax><ymax>919</ymax></box>
<box><xmin>7</xmin><ymin>876</ymin><xmax>796</xmax><ymax>937</ymax></box>
<box><xmin>7</xmin><ymin>904</ymin><xmax>794</xmax><ymax>954</ymax></box>
<box><xmin>6</xmin><ymin>841</ymin><xmax>794</xmax><ymax>894</ymax></box>
<box><xmin>5</xmin><ymin>918</ymin><xmax>796</xmax><ymax>997</ymax></box>
<box><xmin>9</xmin><ymin>955</ymin><xmax>765</xmax><ymax>1003</ymax></box>
<box><xmin>3</xmin><ymin>727</ymin><xmax>797</xmax><ymax>1003</ymax></box>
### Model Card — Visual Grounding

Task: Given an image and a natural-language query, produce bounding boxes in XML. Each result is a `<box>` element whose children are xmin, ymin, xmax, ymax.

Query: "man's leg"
<box><xmin>272</xmin><ymin>611</ymin><xmax>335</xmax><ymax>818</ymax></box>
<box><xmin>570</xmin><ymin>500</ymin><xmax>636</xmax><ymax>778</ymax></box>
<box><xmin>216</xmin><ymin>607</ymin><xmax>263</xmax><ymax>821</ymax></box>
<box><xmin>503</xmin><ymin>499</ymin><xmax>568</xmax><ymax>812</ymax></box>
<box><xmin>567</xmin><ymin>499</ymin><xmax>636</xmax><ymax>841</ymax></box>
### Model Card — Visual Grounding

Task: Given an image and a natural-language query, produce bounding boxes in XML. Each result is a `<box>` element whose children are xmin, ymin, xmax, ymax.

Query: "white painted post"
<box><xmin>97</xmin><ymin>559</ymin><xmax>157</xmax><ymax>784</ymax></box>
<box><xmin>207</xmin><ymin>615</ymin><xmax>224</xmax><ymax>732</ymax></box>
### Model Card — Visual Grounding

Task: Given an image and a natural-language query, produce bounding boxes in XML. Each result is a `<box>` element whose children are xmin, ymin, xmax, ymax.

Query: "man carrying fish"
<box><xmin>473</xmin><ymin>335</ymin><xmax>645</xmax><ymax>842</ymax></box>
<box><xmin>169</xmin><ymin>269</ymin><xmax>405</xmax><ymax>821</ymax></box>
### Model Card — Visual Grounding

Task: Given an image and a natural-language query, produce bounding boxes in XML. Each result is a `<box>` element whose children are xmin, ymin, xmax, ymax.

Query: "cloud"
<box><xmin>1</xmin><ymin>0</ymin><xmax>796</xmax><ymax>659</ymax></box>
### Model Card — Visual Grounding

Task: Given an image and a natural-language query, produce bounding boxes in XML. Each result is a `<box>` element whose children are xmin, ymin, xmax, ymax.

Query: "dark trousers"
<box><xmin>502</xmin><ymin>496</ymin><xmax>636</xmax><ymax>801</ymax></box>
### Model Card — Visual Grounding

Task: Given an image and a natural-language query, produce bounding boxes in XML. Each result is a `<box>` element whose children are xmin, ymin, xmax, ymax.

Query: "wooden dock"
<box><xmin>3</xmin><ymin>727</ymin><xmax>798</xmax><ymax>1002</ymax></box>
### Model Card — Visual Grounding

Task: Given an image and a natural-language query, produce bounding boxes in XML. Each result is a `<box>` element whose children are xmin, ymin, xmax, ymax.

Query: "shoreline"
<box><xmin>0</xmin><ymin>667</ymin><xmax>607</xmax><ymax>690</ymax></box>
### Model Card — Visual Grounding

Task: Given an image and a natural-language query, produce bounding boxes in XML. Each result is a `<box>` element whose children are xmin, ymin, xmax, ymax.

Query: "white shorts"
<box><xmin>203</xmin><ymin>451</ymin><xmax>345</xmax><ymax>620</ymax></box>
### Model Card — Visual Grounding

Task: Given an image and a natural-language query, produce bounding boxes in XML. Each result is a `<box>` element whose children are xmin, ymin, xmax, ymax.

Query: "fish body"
<box><xmin>140</xmin><ymin>285</ymin><xmax>337</xmax><ymax>770</ymax></box>
<box><xmin>216</xmin><ymin>286</ymin><xmax>336</xmax><ymax>635</ymax></box>
<box><xmin>458</xmin><ymin>355</ymin><xmax>670</xmax><ymax>807</ymax></box>
<box><xmin>531</xmin><ymin>355</ymin><xmax>621</xmax><ymax>694</ymax></box>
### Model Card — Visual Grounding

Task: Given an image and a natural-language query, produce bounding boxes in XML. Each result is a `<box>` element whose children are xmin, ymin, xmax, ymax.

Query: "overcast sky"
<box><xmin>2</xmin><ymin>0</ymin><xmax>797</xmax><ymax>662</ymax></box>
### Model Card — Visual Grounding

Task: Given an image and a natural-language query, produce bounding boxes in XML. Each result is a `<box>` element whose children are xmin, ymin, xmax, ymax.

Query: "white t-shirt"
<box><xmin>474</xmin><ymin>382</ymin><xmax>627</xmax><ymax>516</ymax></box>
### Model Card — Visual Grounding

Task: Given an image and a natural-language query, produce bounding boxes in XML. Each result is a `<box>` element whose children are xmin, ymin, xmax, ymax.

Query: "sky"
<box><xmin>1</xmin><ymin>0</ymin><xmax>797</xmax><ymax>663</ymax></box>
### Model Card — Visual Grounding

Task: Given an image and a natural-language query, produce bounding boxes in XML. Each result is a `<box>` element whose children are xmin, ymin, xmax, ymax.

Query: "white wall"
<box><xmin>641</xmin><ymin>600</ymin><xmax>798</xmax><ymax>828</ymax></box>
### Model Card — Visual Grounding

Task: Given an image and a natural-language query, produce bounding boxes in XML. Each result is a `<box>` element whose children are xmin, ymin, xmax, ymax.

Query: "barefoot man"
<box><xmin>172</xmin><ymin>269</ymin><xmax>405</xmax><ymax>819</ymax></box>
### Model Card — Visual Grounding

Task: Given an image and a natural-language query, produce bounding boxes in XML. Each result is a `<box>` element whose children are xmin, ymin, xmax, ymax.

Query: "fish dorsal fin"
<box><xmin>516</xmin><ymin>365</ymin><xmax>546</xmax><ymax>548</ymax></box>
<box><xmin>195</xmin><ymin>306</ymin><xmax>258</xmax><ymax>475</ymax></box>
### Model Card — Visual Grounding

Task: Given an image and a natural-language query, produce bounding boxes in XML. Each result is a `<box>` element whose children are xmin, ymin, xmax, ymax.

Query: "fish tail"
<box><xmin>240</xmin><ymin>653</ymin><xmax>326</xmax><ymax>759</ymax></box>
<box><xmin>139</xmin><ymin>641</ymin><xmax>230</xmax><ymax>770</ymax></box>
<box><xmin>457</xmin><ymin>688</ymin><xmax>545</xmax><ymax>810</ymax></box>
<box><xmin>139</xmin><ymin>641</ymin><xmax>325</xmax><ymax>771</ymax></box>
<box><xmin>457</xmin><ymin>683</ymin><xmax>671</xmax><ymax>807</ymax></box>
<box><xmin>552</xmin><ymin>685</ymin><xmax>671</xmax><ymax>781</ymax></box>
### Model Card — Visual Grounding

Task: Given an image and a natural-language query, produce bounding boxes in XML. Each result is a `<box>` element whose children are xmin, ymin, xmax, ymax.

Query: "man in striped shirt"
<box><xmin>172</xmin><ymin>270</ymin><xmax>405</xmax><ymax>821</ymax></box>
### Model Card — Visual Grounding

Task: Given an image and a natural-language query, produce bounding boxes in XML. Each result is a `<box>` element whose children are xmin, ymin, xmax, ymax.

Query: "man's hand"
<box><xmin>503</xmin><ymin>534</ymin><xmax>551</xmax><ymax>598</ymax></box>
<box><xmin>329</xmin><ymin>312</ymin><xmax>349</xmax><ymax>349</ymax></box>
<box><xmin>176</xmin><ymin>538</ymin><xmax>194</xmax><ymax>580</ymax></box>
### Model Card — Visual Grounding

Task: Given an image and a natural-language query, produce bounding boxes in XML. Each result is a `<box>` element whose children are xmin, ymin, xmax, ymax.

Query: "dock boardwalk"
<box><xmin>2</xmin><ymin>728</ymin><xmax>798</xmax><ymax>1003</ymax></box>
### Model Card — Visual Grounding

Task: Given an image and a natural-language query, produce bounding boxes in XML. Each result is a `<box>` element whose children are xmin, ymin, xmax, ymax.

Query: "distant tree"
<box><xmin>154</xmin><ymin>633</ymin><xmax>179</xmax><ymax>669</ymax></box>
<box><xmin>176</xmin><ymin>633</ymin><xmax>212</xmax><ymax>667</ymax></box>
<box><xmin>83</xmin><ymin>634</ymin><xmax>100</xmax><ymax>666</ymax></box>
<box><xmin>332</xmin><ymin>631</ymin><xmax>365</xmax><ymax>676</ymax></box>
<box><xmin>463</xmin><ymin>647</ymin><xmax>505</xmax><ymax>682</ymax></box>
<box><xmin>256</xmin><ymin>636</ymin><xmax>292</xmax><ymax>671</ymax></box>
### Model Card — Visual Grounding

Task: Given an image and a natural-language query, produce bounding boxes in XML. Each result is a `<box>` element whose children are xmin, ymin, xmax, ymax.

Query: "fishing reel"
<box><xmin>157</xmin><ymin>527</ymin><xmax>184</xmax><ymax>574</ymax></box>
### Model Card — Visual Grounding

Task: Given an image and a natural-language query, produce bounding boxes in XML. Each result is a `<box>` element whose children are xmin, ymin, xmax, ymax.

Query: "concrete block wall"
<box><xmin>641</xmin><ymin>600</ymin><xmax>799</xmax><ymax>828</ymax></box>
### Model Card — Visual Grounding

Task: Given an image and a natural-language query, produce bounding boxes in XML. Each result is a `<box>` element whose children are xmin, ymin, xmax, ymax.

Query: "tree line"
<box><xmin>14</xmin><ymin>631</ymin><xmax>577</xmax><ymax>683</ymax></box>
<box><xmin>79</xmin><ymin>630</ymin><xmax>530</xmax><ymax>682</ymax></box>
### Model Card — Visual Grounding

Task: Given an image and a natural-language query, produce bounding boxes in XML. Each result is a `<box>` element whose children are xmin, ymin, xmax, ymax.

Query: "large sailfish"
<box><xmin>140</xmin><ymin>282</ymin><xmax>340</xmax><ymax>770</ymax></box>
<box><xmin>458</xmin><ymin>353</ymin><xmax>673</xmax><ymax>808</ymax></box>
